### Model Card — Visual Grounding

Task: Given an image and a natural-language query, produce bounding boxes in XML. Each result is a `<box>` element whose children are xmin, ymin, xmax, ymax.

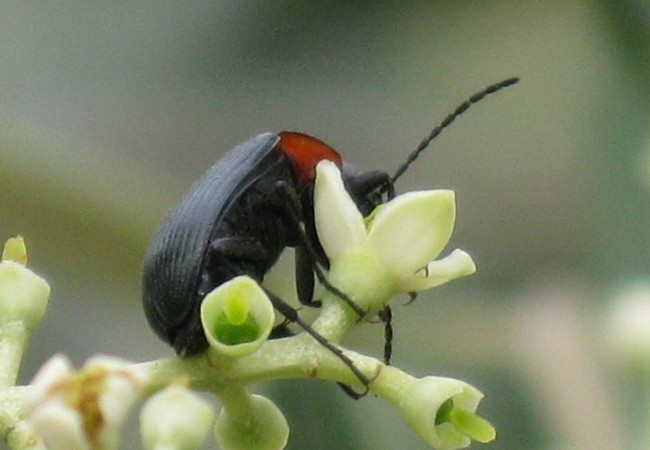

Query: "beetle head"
<box><xmin>340</xmin><ymin>161</ymin><xmax>392</xmax><ymax>217</ymax></box>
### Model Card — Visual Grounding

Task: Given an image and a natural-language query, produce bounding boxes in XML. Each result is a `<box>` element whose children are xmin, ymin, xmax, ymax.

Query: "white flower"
<box><xmin>26</xmin><ymin>354</ymin><xmax>146</xmax><ymax>450</ymax></box>
<box><xmin>314</xmin><ymin>161</ymin><xmax>475</xmax><ymax>313</ymax></box>
<box><xmin>140</xmin><ymin>385</ymin><xmax>215</xmax><ymax>450</ymax></box>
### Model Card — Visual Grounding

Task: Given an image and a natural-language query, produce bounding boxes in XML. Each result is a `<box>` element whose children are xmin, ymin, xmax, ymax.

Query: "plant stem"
<box><xmin>0</xmin><ymin>387</ymin><xmax>46</xmax><ymax>450</ymax></box>
<box><xmin>3</xmin><ymin>420</ymin><xmax>47</xmax><ymax>450</ymax></box>
<box><xmin>0</xmin><ymin>321</ymin><xmax>29</xmax><ymax>389</ymax></box>
<box><xmin>140</xmin><ymin>332</ymin><xmax>382</xmax><ymax>396</ymax></box>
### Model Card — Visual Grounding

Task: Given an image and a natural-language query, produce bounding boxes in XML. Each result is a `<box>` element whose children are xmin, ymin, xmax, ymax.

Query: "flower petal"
<box><xmin>314</xmin><ymin>160</ymin><xmax>366</xmax><ymax>261</ymax></box>
<box><xmin>98</xmin><ymin>374</ymin><xmax>142</xmax><ymax>450</ymax></box>
<box><xmin>367</xmin><ymin>190</ymin><xmax>456</xmax><ymax>276</ymax></box>
<box><xmin>27</xmin><ymin>354</ymin><xmax>73</xmax><ymax>404</ymax></box>
<box><xmin>28</xmin><ymin>403</ymin><xmax>90</xmax><ymax>450</ymax></box>
<box><xmin>400</xmin><ymin>249</ymin><xmax>476</xmax><ymax>292</ymax></box>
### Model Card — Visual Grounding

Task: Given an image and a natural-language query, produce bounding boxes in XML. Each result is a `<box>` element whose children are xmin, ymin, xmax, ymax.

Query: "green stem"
<box><xmin>309</xmin><ymin>293</ymin><xmax>358</xmax><ymax>343</ymax></box>
<box><xmin>217</xmin><ymin>386</ymin><xmax>255</xmax><ymax>422</ymax></box>
<box><xmin>3</xmin><ymin>420</ymin><xmax>47</xmax><ymax>450</ymax></box>
<box><xmin>365</xmin><ymin>365</ymin><xmax>415</xmax><ymax>402</ymax></box>
<box><xmin>0</xmin><ymin>387</ymin><xmax>46</xmax><ymax>450</ymax></box>
<box><xmin>140</xmin><ymin>333</ymin><xmax>382</xmax><ymax>396</ymax></box>
<box><xmin>139</xmin><ymin>286</ymin><xmax>381</xmax><ymax>396</ymax></box>
<box><xmin>0</xmin><ymin>321</ymin><xmax>29</xmax><ymax>388</ymax></box>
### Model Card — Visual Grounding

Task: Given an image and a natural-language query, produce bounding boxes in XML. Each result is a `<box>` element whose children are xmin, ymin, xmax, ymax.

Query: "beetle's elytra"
<box><xmin>142</xmin><ymin>77</ymin><xmax>519</xmax><ymax>389</ymax></box>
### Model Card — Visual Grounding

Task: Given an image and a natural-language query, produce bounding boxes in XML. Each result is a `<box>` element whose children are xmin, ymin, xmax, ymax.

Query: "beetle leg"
<box><xmin>336</xmin><ymin>382</ymin><xmax>370</xmax><ymax>400</ymax></box>
<box><xmin>263</xmin><ymin>288</ymin><xmax>371</xmax><ymax>392</ymax></box>
<box><xmin>384</xmin><ymin>178</ymin><xmax>395</xmax><ymax>200</ymax></box>
<box><xmin>295</xmin><ymin>244</ymin><xmax>321</xmax><ymax>307</ymax></box>
<box><xmin>404</xmin><ymin>291</ymin><xmax>418</xmax><ymax>306</ymax></box>
<box><xmin>198</xmin><ymin>237</ymin><xmax>272</xmax><ymax>298</ymax></box>
<box><xmin>274</xmin><ymin>180</ymin><xmax>367</xmax><ymax>319</ymax></box>
<box><xmin>269</xmin><ymin>320</ymin><xmax>294</xmax><ymax>339</ymax></box>
<box><xmin>209</xmin><ymin>236</ymin><xmax>270</xmax><ymax>260</ymax></box>
<box><xmin>202</xmin><ymin>236</ymin><xmax>271</xmax><ymax>285</ymax></box>
<box><xmin>378</xmin><ymin>306</ymin><xmax>393</xmax><ymax>365</ymax></box>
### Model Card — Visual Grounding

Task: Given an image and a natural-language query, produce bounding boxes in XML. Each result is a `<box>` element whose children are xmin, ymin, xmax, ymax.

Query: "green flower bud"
<box><xmin>0</xmin><ymin>237</ymin><xmax>50</xmax><ymax>330</ymax></box>
<box><xmin>2</xmin><ymin>236</ymin><xmax>27</xmax><ymax>265</ymax></box>
<box><xmin>200</xmin><ymin>276</ymin><xmax>275</xmax><ymax>357</ymax></box>
<box><xmin>397</xmin><ymin>376</ymin><xmax>495</xmax><ymax>449</ymax></box>
<box><xmin>140</xmin><ymin>385</ymin><xmax>214</xmax><ymax>450</ymax></box>
<box><xmin>214</xmin><ymin>393</ymin><xmax>289</xmax><ymax>450</ymax></box>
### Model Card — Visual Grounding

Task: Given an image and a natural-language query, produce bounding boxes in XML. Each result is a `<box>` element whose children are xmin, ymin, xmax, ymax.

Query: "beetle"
<box><xmin>142</xmin><ymin>130</ymin><xmax>387</xmax><ymax>386</ymax></box>
<box><xmin>142</xmin><ymin>77</ymin><xmax>519</xmax><ymax>389</ymax></box>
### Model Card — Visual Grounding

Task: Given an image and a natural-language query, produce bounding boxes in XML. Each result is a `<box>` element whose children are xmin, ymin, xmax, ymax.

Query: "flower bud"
<box><xmin>2</xmin><ymin>236</ymin><xmax>27</xmax><ymax>265</ymax></box>
<box><xmin>397</xmin><ymin>376</ymin><xmax>495</xmax><ymax>449</ymax></box>
<box><xmin>0</xmin><ymin>237</ymin><xmax>50</xmax><ymax>330</ymax></box>
<box><xmin>200</xmin><ymin>276</ymin><xmax>275</xmax><ymax>357</ymax></box>
<box><xmin>214</xmin><ymin>394</ymin><xmax>289</xmax><ymax>450</ymax></box>
<box><xmin>140</xmin><ymin>385</ymin><xmax>214</xmax><ymax>450</ymax></box>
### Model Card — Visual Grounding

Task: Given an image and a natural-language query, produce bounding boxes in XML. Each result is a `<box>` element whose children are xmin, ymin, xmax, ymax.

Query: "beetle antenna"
<box><xmin>391</xmin><ymin>77</ymin><xmax>520</xmax><ymax>184</ymax></box>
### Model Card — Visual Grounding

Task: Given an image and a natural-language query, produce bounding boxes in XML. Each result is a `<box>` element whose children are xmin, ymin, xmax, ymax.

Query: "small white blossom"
<box><xmin>314</xmin><ymin>161</ymin><xmax>475</xmax><ymax>312</ymax></box>
<box><xmin>26</xmin><ymin>354</ymin><xmax>146</xmax><ymax>450</ymax></box>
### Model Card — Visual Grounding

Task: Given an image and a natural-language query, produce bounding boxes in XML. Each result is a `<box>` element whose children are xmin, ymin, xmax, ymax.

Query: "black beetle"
<box><xmin>142</xmin><ymin>78</ymin><xmax>519</xmax><ymax>388</ymax></box>
<box><xmin>143</xmin><ymin>131</ymin><xmax>388</xmax><ymax>385</ymax></box>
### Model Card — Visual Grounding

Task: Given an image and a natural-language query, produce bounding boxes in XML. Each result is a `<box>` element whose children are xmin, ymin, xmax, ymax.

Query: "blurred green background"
<box><xmin>3</xmin><ymin>1</ymin><xmax>650</xmax><ymax>449</ymax></box>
